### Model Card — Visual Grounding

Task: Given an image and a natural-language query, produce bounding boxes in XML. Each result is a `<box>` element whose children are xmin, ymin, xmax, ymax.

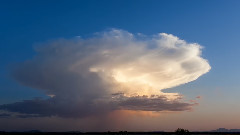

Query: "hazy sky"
<box><xmin>1</xmin><ymin>0</ymin><xmax>240</xmax><ymax>132</ymax></box>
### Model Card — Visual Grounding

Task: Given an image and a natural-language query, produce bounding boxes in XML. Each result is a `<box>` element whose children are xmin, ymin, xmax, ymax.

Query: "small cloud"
<box><xmin>47</xmin><ymin>94</ymin><xmax>55</xmax><ymax>98</ymax></box>
<box><xmin>196</xmin><ymin>96</ymin><xmax>202</xmax><ymax>99</ymax></box>
<box><xmin>189</xmin><ymin>100</ymin><xmax>197</xmax><ymax>103</ymax></box>
<box><xmin>0</xmin><ymin>113</ymin><xmax>11</xmax><ymax>118</ymax></box>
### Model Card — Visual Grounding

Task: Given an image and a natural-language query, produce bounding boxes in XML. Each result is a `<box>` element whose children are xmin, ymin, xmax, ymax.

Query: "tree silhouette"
<box><xmin>175</xmin><ymin>128</ymin><xmax>190</xmax><ymax>135</ymax></box>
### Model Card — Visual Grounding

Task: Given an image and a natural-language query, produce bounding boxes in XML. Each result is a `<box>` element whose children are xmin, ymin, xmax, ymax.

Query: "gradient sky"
<box><xmin>1</xmin><ymin>0</ymin><xmax>240</xmax><ymax>132</ymax></box>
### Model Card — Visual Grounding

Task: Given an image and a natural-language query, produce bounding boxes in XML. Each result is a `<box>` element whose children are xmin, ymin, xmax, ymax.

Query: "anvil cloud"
<box><xmin>0</xmin><ymin>29</ymin><xmax>211</xmax><ymax>118</ymax></box>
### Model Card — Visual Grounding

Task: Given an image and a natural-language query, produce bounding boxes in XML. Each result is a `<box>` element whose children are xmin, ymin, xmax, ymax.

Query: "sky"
<box><xmin>1</xmin><ymin>0</ymin><xmax>240</xmax><ymax>132</ymax></box>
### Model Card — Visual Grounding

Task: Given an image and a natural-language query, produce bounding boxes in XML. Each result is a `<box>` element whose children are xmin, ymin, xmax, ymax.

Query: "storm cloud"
<box><xmin>0</xmin><ymin>29</ymin><xmax>210</xmax><ymax>118</ymax></box>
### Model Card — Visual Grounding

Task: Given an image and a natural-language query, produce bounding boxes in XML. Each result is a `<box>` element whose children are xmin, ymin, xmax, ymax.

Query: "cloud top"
<box><xmin>1</xmin><ymin>29</ymin><xmax>210</xmax><ymax>118</ymax></box>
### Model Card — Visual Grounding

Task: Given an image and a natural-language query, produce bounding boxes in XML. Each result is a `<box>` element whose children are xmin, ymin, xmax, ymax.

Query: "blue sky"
<box><xmin>1</xmin><ymin>0</ymin><xmax>240</xmax><ymax>131</ymax></box>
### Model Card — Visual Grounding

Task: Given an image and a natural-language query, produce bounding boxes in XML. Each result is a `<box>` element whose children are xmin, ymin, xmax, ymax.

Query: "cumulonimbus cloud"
<box><xmin>0</xmin><ymin>29</ymin><xmax>211</xmax><ymax>118</ymax></box>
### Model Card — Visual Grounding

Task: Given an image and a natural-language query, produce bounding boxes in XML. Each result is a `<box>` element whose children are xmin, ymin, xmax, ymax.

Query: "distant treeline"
<box><xmin>1</xmin><ymin>132</ymin><xmax>240</xmax><ymax>135</ymax></box>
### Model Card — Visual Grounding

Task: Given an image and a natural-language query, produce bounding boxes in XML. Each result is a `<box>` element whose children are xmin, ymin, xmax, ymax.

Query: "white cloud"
<box><xmin>1</xmin><ymin>29</ymin><xmax>210</xmax><ymax>118</ymax></box>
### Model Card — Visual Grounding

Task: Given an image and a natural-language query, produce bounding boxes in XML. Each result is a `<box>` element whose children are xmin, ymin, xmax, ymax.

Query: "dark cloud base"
<box><xmin>0</xmin><ymin>94</ymin><xmax>195</xmax><ymax>118</ymax></box>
